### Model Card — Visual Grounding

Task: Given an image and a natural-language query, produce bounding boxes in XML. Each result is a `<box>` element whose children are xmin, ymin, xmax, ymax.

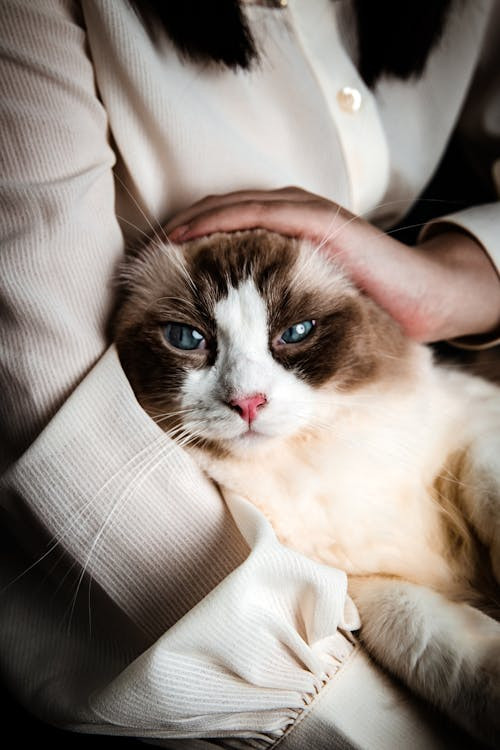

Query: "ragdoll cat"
<box><xmin>114</xmin><ymin>229</ymin><xmax>500</xmax><ymax>746</ymax></box>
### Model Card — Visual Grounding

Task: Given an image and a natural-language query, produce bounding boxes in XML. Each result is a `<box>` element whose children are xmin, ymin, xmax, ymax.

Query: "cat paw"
<box><xmin>349</xmin><ymin>575</ymin><xmax>500</xmax><ymax>747</ymax></box>
<box><xmin>461</xmin><ymin>642</ymin><xmax>500</xmax><ymax>747</ymax></box>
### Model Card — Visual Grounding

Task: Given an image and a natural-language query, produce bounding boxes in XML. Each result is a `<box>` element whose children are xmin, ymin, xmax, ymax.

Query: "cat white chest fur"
<box><xmin>197</xmin><ymin>352</ymin><xmax>469</xmax><ymax>591</ymax></box>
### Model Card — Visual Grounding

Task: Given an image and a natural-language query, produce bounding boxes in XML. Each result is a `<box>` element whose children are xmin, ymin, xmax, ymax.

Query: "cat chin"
<box><xmin>221</xmin><ymin>428</ymin><xmax>283</xmax><ymax>456</ymax></box>
<box><xmin>195</xmin><ymin>416</ymin><xmax>302</xmax><ymax>449</ymax></box>
<box><xmin>187</xmin><ymin>429</ymin><xmax>280</xmax><ymax>463</ymax></box>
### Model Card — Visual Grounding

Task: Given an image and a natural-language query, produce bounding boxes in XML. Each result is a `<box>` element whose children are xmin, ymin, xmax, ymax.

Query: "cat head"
<box><xmin>114</xmin><ymin>230</ymin><xmax>410</xmax><ymax>456</ymax></box>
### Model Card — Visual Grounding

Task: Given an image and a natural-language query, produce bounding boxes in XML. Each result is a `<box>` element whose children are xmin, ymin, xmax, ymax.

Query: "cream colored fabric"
<box><xmin>0</xmin><ymin>0</ymin><xmax>498</xmax><ymax>747</ymax></box>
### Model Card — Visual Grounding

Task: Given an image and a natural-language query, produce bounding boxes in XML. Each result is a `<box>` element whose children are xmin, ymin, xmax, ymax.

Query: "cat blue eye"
<box><xmin>163</xmin><ymin>323</ymin><xmax>206</xmax><ymax>350</ymax></box>
<box><xmin>280</xmin><ymin>320</ymin><xmax>315</xmax><ymax>344</ymax></box>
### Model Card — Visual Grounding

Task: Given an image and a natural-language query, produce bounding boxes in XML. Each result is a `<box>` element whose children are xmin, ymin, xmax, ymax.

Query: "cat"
<box><xmin>114</xmin><ymin>228</ymin><xmax>500</xmax><ymax>746</ymax></box>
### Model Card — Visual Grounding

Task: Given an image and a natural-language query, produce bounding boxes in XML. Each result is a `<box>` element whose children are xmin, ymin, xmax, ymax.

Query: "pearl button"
<box><xmin>278</xmin><ymin>0</ymin><xmax>288</xmax><ymax>6</ymax></box>
<box><xmin>337</xmin><ymin>86</ymin><xmax>362</xmax><ymax>113</ymax></box>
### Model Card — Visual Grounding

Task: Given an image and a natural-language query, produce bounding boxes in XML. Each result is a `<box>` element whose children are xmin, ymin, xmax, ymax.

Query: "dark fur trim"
<box><xmin>129</xmin><ymin>0</ymin><xmax>454</xmax><ymax>87</ymax></box>
<box><xmin>130</xmin><ymin>0</ymin><xmax>257</xmax><ymax>69</ymax></box>
<box><xmin>354</xmin><ymin>0</ymin><xmax>454</xmax><ymax>87</ymax></box>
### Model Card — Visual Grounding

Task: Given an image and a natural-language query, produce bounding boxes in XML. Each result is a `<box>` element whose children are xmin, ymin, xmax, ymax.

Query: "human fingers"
<box><xmin>165</xmin><ymin>186</ymin><xmax>318</xmax><ymax>235</ymax></box>
<box><xmin>167</xmin><ymin>196</ymin><xmax>354</xmax><ymax>245</ymax></box>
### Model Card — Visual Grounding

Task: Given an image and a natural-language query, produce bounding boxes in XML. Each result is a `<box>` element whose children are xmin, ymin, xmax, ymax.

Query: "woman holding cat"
<box><xmin>1</xmin><ymin>1</ymin><xmax>499</xmax><ymax>748</ymax></box>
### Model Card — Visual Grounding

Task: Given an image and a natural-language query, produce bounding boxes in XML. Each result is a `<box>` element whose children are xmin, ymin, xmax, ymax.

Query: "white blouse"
<box><xmin>0</xmin><ymin>1</ymin><xmax>498</xmax><ymax>747</ymax></box>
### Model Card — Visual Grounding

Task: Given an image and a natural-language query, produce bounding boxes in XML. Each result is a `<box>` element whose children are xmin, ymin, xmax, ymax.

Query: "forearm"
<box><xmin>344</xmin><ymin>227</ymin><xmax>500</xmax><ymax>343</ymax></box>
<box><xmin>414</xmin><ymin>231</ymin><xmax>500</xmax><ymax>343</ymax></box>
<box><xmin>0</xmin><ymin>0</ymin><xmax>121</xmax><ymax>464</ymax></box>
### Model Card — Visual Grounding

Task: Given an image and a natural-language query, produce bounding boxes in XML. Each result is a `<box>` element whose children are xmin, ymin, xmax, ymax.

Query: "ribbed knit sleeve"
<box><xmin>0</xmin><ymin>0</ymin><xmax>125</xmax><ymax>466</ymax></box>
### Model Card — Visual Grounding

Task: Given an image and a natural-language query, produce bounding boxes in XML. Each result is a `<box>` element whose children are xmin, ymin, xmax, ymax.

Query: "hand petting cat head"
<box><xmin>115</xmin><ymin>230</ymin><xmax>410</xmax><ymax>455</ymax></box>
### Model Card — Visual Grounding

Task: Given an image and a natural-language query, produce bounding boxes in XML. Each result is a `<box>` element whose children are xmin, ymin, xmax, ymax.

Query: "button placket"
<box><xmin>286</xmin><ymin>0</ymin><xmax>390</xmax><ymax>215</ymax></box>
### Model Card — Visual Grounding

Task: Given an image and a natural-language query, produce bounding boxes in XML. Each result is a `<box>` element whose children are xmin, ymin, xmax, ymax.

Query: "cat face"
<box><xmin>115</xmin><ymin>230</ymin><xmax>406</xmax><ymax>455</ymax></box>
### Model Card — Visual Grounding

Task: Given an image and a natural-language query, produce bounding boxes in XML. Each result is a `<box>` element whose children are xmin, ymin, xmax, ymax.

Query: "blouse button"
<box><xmin>337</xmin><ymin>86</ymin><xmax>362</xmax><ymax>113</ymax></box>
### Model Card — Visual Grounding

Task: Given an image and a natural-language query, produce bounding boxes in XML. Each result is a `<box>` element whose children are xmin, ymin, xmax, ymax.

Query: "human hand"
<box><xmin>166</xmin><ymin>187</ymin><xmax>500</xmax><ymax>343</ymax></box>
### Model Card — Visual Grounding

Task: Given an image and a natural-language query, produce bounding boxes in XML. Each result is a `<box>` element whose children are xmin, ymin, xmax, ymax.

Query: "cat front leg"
<box><xmin>349</xmin><ymin>575</ymin><xmax>500</xmax><ymax>747</ymax></box>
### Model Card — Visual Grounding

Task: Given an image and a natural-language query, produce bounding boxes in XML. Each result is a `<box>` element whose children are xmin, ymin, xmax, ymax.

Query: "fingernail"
<box><xmin>169</xmin><ymin>224</ymin><xmax>189</xmax><ymax>241</ymax></box>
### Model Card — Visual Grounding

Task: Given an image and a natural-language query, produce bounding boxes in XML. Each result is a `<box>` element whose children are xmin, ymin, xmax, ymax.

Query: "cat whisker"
<box><xmin>307</xmin><ymin>195</ymin><xmax>439</xmax><ymax>276</ymax></box>
<box><xmin>151</xmin><ymin>295</ymin><xmax>201</xmax><ymax>313</ymax></box>
<box><xmin>293</xmin><ymin>410</ymin><xmax>417</xmax><ymax>468</ymax></box>
<box><xmin>318</xmin><ymin>196</ymin><xmax>459</xmax><ymax>250</ymax></box>
<box><xmin>113</xmin><ymin>170</ymin><xmax>168</xmax><ymax>247</ymax></box>
<box><xmin>115</xmin><ymin>214</ymin><xmax>153</xmax><ymax>241</ymax></box>
<box><xmin>113</xmin><ymin>172</ymin><xmax>197</xmax><ymax>294</ymax></box>
<box><xmin>0</xmin><ymin>433</ymin><xmax>176</xmax><ymax>597</ymax></box>
<box><xmin>152</xmin><ymin>408</ymin><xmax>198</xmax><ymax>424</ymax></box>
<box><xmin>385</xmin><ymin>220</ymin><xmax>429</xmax><ymax>239</ymax></box>
<box><xmin>355</xmin><ymin>196</ymin><xmax>460</xmax><ymax>224</ymax></box>
<box><xmin>291</xmin><ymin>196</ymin><xmax>460</xmax><ymax>286</ymax></box>
<box><xmin>52</xmin><ymin>433</ymin><xmax>172</xmax><ymax>541</ymax></box>
<box><xmin>290</xmin><ymin>208</ymin><xmax>436</xmax><ymax>290</ymax></box>
<box><xmin>156</xmin><ymin>240</ymin><xmax>198</xmax><ymax>294</ymax></box>
<box><xmin>63</xmin><ymin>433</ymin><xmax>192</xmax><ymax>632</ymax></box>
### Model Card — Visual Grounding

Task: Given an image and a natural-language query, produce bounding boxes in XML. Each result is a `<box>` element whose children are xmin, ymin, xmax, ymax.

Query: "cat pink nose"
<box><xmin>228</xmin><ymin>394</ymin><xmax>267</xmax><ymax>424</ymax></box>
